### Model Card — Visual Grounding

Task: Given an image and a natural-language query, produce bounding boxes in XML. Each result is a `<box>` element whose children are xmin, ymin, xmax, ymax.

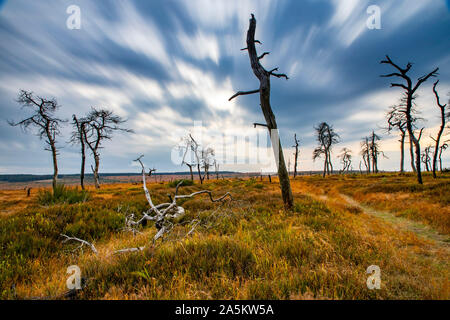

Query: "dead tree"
<box><xmin>189</xmin><ymin>134</ymin><xmax>205</xmax><ymax>184</ymax></box>
<box><xmin>84</xmin><ymin>108</ymin><xmax>133</xmax><ymax>188</ymax></box>
<box><xmin>360</xmin><ymin>137</ymin><xmax>371</xmax><ymax>173</ymax></box>
<box><xmin>201</xmin><ymin>147</ymin><xmax>215</xmax><ymax>181</ymax></box>
<box><xmin>125</xmin><ymin>155</ymin><xmax>232</xmax><ymax>244</ymax></box>
<box><xmin>431</xmin><ymin>81</ymin><xmax>448</xmax><ymax>178</ymax></box>
<box><xmin>293</xmin><ymin>133</ymin><xmax>300</xmax><ymax>178</ymax></box>
<box><xmin>381</xmin><ymin>55</ymin><xmax>439</xmax><ymax>184</ymax></box>
<box><xmin>387</xmin><ymin>95</ymin><xmax>422</xmax><ymax>173</ymax></box>
<box><xmin>369</xmin><ymin>131</ymin><xmax>383</xmax><ymax>173</ymax></box>
<box><xmin>9</xmin><ymin>90</ymin><xmax>66</xmax><ymax>192</ymax></box>
<box><xmin>338</xmin><ymin>148</ymin><xmax>352</xmax><ymax>173</ymax></box>
<box><xmin>180</xmin><ymin>135</ymin><xmax>195</xmax><ymax>181</ymax></box>
<box><xmin>438</xmin><ymin>142</ymin><xmax>449</xmax><ymax>172</ymax></box>
<box><xmin>313</xmin><ymin>122</ymin><xmax>340</xmax><ymax>178</ymax></box>
<box><xmin>70</xmin><ymin>115</ymin><xmax>90</xmax><ymax>190</ymax></box>
<box><xmin>229</xmin><ymin>14</ymin><xmax>293</xmax><ymax>209</ymax></box>
<box><xmin>386</xmin><ymin>105</ymin><xmax>407</xmax><ymax>172</ymax></box>
<box><xmin>214</xmin><ymin>160</ymin><xmax>220</xmax><ymax>180</ymax></box>
<box><xmin>421</xmin><ymin>146</ymin><xmax>433</xmax><ymax>172</ymax></box>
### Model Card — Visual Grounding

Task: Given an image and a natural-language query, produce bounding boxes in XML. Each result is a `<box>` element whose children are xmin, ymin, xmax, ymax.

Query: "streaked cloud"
<box><xmin>0</xmin><ymin>0</ymin><xmax>449</xmax><ymax>174</ymax></box>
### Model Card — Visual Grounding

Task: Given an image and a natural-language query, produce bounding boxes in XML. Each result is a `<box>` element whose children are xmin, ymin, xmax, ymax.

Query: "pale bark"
<box><xmin>431</xmin><ymin>81</ymin><xmax>447</xmax><ymax>178</ymax></box>
<box><xmin>229</xmin><ymin>14</ymin><xmax>293</xmax><ymax>209</ymax></box>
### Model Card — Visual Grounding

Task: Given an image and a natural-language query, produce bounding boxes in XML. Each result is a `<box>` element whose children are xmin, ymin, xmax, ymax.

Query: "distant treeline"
<box><xmin>0</xmin><ymin>172</ymin><xmax>237</xmax><ymax>183</ymax></box>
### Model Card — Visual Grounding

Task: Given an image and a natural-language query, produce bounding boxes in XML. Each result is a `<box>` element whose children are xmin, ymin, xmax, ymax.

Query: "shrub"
<box><xmin>37</xmin><ymin>184</ymin><xmax>90</xmax><ymax>205</ymax></box>
<box><xmin>168</xmin><ymin>179</ymin><xmax>194</xmax><ymax>188</ymax></box>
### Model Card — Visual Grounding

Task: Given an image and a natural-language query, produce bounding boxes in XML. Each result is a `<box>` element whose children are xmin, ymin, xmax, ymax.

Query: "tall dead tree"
<box><xmin>124</xmin><ymin>155</ymin><xmax>233</xmax><ymax>245</ymax></box>
<box><xmin>189</xmin><ymin>134</ymin><xmax>207</xmax><ymax>184</ymax></box>
<box><xmin>201</xmin><ymin>147</ymin><xmax>215</xmax><ymax>181</ymax></box>
<box><xmin>70</xmin><ymin>114</ymin><xmax>90</xmax><ymax>190</ymax></box>
<box><xmin>369</xmin><ymin>131</ymin><xmax>382</xmax><ymax>173</ymax></box>
<box><xmin>381</xmin><ymin>55</ymin><xmax>439</xmax><ymax>184</ymax></box>
<box><xmin>387</xmin><ymin>96</ymin><xmax>422</xmax><ymax>173</ymax></box>
<box><xmin>84</xmin><ymin>108</ymin><xmax>133</xmax><ymax>188</ymax></box>
<box><xmin>9</xmin><ymin>90</ymin><xmax>66</xmax><ymax>192</ymax></box>
<box><xmin>438</xmin><ymin>141</ymin><xmax>449</xmax><ymax>172</ymax></box>
<box><xmin>214</xmin><ymin>160</ymin><xmax>220</xmax><ymax>180</ymax></box>
<box><xmin>431</xmin><ymin>81</ymin><xmax>448</xmax><ymax>178</ymax></box>
<box><xmin>180</xmin><ymin>135</ymin><xmax>195</xmax><ymax>181</ymax></box>
<box><xmin>228</xmin><ymin>14</ymin><xmax>293</xmax><ymax>209</ymax></box>
<box><xmin>360</xmin><ymin>137</ymin><xmax>371</xmax><ymax>174</ymax></box>
<box><xmin>313</xmin><ymin>122</ymin><xmax>340</xmax><ymax>178</ymax></box>
<box><xmin>421</xmin><ymin>146</ymin><xmax>432</xmax><ymax>172</ymax></box>
<box><xmin>293</xmin><ymin>133</ymin><xmax>300</xmax><ymax>178</ymax></box>
<box><xmin>386</xmin><ymin>105</ymin><xmax>407</xmax><ymax>172</ymax></box>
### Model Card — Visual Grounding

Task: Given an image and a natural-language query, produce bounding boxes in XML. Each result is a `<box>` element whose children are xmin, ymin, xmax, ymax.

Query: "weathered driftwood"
<box><xmin>121</xmin><ymin>155</ymin><xmax>232</xmax><ymax>248</ymax></box>
<box><xmin>61</xmin><ymin>155</ymin><xmax>232</xmax><ymax>256</ymax></box>
<box><xmin>60</xmin><ymin>234</ymin><xmax>98</xmax><ymax>255</ymax></box>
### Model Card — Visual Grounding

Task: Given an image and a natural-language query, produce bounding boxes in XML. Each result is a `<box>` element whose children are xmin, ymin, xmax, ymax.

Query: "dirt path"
<box><xmin>339</xmin><ymin>194</ymin><xmax>450</xmax><ymax>247</ymax></box>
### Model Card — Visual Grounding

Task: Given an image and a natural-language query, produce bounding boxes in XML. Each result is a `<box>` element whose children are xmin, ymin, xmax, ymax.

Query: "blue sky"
<box><xmin>0</xmin><ymin>0</ymin><xmax>449</xmax><ymax>174</ymax></box>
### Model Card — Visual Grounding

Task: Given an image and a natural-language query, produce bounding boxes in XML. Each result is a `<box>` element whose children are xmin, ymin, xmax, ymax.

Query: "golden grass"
<box><xmin>1</xmin><ymin>174</ymin><xmax>449</xmax><ymax>300</ymax></box>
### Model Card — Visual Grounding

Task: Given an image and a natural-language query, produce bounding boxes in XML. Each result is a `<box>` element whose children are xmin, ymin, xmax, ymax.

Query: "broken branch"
<box><xmin>60</xmin><ymin>234</ymin><xmax>98</xmax><ymax>255</ymax></box>
<box><xmin>228</xmin><ymin>89</ymin><xmax>259</xmax><ymax>101</ymax></box>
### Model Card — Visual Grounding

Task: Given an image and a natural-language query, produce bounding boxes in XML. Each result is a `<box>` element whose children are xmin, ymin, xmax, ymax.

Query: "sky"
<box><xmin>0</xmin><ymin>0</ymin><xmax>449</xmax><ymax>174</ymax></box>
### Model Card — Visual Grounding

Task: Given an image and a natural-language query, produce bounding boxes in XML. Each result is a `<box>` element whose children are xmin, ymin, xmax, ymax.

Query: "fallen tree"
<box><xmin>125</xmin><ymin>155</ymin><xmax>232</xmax><ymax>245</ymax></box>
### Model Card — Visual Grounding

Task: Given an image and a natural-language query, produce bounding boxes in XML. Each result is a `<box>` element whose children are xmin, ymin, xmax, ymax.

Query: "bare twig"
<box><xmin>60</xmin><ymin>234</ymin><xmax>98</xmax><ymax>255</ymax></box>
<box><xmin>228</xmin><ymin>89</ymin><xmax>259</xmax><ymax>101</ymax></box>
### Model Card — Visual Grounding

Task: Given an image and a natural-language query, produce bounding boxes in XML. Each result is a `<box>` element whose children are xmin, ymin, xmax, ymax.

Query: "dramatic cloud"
<box><xmin>0</xmin><ymin>0</ymin><xmax>449</xmax><ymax>174</ymax></box>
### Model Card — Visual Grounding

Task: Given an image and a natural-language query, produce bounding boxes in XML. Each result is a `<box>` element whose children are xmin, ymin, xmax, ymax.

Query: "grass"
<box><xmin>168</xmin><ymin>179</ymin><xmax>195</xmax><ymax>188</ymax></box>
<box><xmin>37</xmin><ymin>184</ymin><xmax>90</xmax><ymax>205</ymax></box>
<box><xmin>298</xmin><ymin>172</ymin><xmax>450</xmax><ymax>234</ymax></box>
<box><xmin>0</xmin><ymin>174</ymin><xmax>449</xmax><ymax>300</ymax></box>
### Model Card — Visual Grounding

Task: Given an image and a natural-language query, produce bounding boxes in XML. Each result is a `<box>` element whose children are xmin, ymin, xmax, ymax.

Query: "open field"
<box><xmin>0</xmin><ymin>173</ymin><xmax>449</xmax><ymax>300</ymax></box>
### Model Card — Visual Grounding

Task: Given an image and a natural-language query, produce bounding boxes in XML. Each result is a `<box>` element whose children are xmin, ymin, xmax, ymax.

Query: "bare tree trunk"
<box><xmin>50</xmin><ymin>142</ymin><xmax>58</xmax><ymax>192</ymax></box>
<box><xmin>432</xmin><ymin>81</ymin><xmax>446</xmax><ymax>179</ymax></box>
<box><xmin>93</xmin><ymin>154</ymin><xmax>100</xmax><ymax>189</ymax></box>
<box><xmin>80</xmin><ymin>145</ymin><xmax>86</xmax><ymax>190</ymax></box>
<box><xmin>323</xmin><ymin>152</ymin><xmax>327</xmax><ymax>178</ymax></box>
<box><xmin>328</xmin><ymin>151</ymin><xmax>333</xmax><ymax>174</ymax></box>
<box><xmin>293</xmin><ymin>134</ymin><xmax>299</xmax><ymax>178</ymax></box>
<box><xmin>230</xmin><ymin>14</ymin><xmax>293</xmax><ymax>209</ymax></box>
<box><xmin>399</xmin><ymin>132</ymin><xmax>405</xmax><ymax>173</ymax></box>
<box><xmin>409</xmin><ymin>133</ymin><xmax>416</xmax><ymax>172</ymax></box>
<box><xmin>412</xmin><ymin>135</ymin><xmax>422</xmax><ymax>184</ymax></box>
<box><xmin>414</xmin><ymin>145</ymin><xmax>422</xmax><ymax>182</ymax></box>
<box><xmin>293</xmin><ymin>153</ymin><xmax>298</xmax><ymax>178</ymax></box>
<box><xmin>374</xmin><ymin>154</ymin><xmax>378</xmax><ymax>173</ymax></box>
<box><xmin>197</xmin><ymin>163</ymin><xmax>204</xmax><ymax>184</ymax></box>
<box><xmin>188</xmin><ymin>165</ymin><xmax>194</xmax><ymax>181</ymax></box>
